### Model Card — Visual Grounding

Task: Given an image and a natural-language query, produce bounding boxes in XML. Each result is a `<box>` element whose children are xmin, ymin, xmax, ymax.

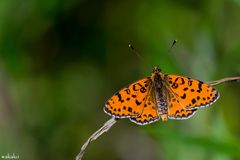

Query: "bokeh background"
<box><xmin>0</xmin><ymin>0</ymin><xmax>240</xmax><ymax>160</ymax></box>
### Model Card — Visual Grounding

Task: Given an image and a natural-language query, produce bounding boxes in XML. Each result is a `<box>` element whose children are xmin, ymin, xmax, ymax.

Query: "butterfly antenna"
<box><xmin>168</xmin><ymin>39</ymin><xmax>178</xmax><ymax>53</ymax></box>
<box><xmin>171</xmin><ymin>40</ymin><xmax>178</xmax><ymax>49</ymax></box>
<box><xmin>128</xmin><ymin>43</ymin><xmax>151</xmax><ymax>68</ymax></box>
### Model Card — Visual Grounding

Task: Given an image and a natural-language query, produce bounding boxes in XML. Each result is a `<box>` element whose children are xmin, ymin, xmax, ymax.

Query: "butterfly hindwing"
<box><xmin>163</xmin><ymin>86</ymin><xmax>198</xmax><ymax>119</ymax></box>
<box><xmin>130</xmin><ymin>93</ymin><xmax>160</xmax><ymax>125</ymax></box>
<box><xmin>167</xmin><ymin>93</ymin><xmax>198</xmax><ymax>119</ymax></box>
<box><xmin>168</xmin><ymin>107</ymin><xmax>197</xmax><ymax>119</ymax></box>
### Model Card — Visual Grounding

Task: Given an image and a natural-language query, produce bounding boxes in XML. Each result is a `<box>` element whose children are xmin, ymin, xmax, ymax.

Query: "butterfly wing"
<box><xmin>160</xmin><ymin>85</ymin><xmax>198</xmax><ymax>119</ymax></box>
<box><xmin>167</xmin><ymin>90</ymin><xmax>198</xmax><ymax>119</ymax></box>
<box><xmin>168</xmin><ymin>107</ymin><xmax>197</xmax><ymax>119</ymax></box>
<box><xmin>164</xmin><ymin>74</ymin><xmax>219</xmax><ymax>110</ymax></box>
<box><xmin>104</xmin><ymin>77</ymin><xmax>153</xmax><ymax>118</ymax></box>
<box><xmin>130</xmin><ymin>92</ymin><xmax>160</xmax><ymax>125</ymax></box>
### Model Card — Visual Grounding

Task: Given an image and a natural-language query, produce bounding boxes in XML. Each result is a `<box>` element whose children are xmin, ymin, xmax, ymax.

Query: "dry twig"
<box><xmin>76</xmin><ymin>76</ymin><xmax>240</xmax><ymax>160</ymax></box>
<box><xmin>207</xmin><ymin>76</ymin><xmax>240</xmax><ymax>86</ymax></box>
<box><xmin>75</xmin><ymin>117</ymin><xmax>118</xmax><ymax>160</ymax></box>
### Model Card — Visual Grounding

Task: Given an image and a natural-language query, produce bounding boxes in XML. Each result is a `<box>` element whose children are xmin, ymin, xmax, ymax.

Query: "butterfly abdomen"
<box><xmin>157</xmin><ymin>99</ymin><xmax>168</xmax><ymax>121</ymax></box>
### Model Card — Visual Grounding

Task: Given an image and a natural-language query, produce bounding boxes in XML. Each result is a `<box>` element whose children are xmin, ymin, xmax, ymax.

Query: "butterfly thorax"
<box><xmin>151</xmin><ymin>68</ymin><xmax>168</xmax><ymax>121</ymax></box>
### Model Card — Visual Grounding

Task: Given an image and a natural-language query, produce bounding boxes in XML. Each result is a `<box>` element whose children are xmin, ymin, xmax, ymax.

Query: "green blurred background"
<box><xmin>0</xmin><ymin>0</ymin><xmax>240</xmax><ymax>160</ymax></box>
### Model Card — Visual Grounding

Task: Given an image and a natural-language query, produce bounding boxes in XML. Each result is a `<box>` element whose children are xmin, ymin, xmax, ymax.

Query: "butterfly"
<box><xmin>104</xmin><ymin>66</ymin><xmax>219</xmax><ymax>125</ymax></box>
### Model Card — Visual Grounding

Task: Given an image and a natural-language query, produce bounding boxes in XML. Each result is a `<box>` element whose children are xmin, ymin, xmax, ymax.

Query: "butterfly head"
<box><xmin>151</xmin><ymin>66</ymin><xmax>164</xmax><ymax>82</ymax></box>
<box><xmin>152</xmin><ymin>66</ymin><xmax>162</xmax><ymax>73</ymax></box>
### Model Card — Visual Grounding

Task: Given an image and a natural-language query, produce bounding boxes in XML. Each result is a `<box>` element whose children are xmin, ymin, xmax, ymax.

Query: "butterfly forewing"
<box><xmin>164</xmin><ymin>74</ymin><xmax>219</xmax><ymax>110</ymax></box>
<box><xmin>104</xmin><ymin>77</ymin><xmax>152</xmax><ymax>118</ymax></box>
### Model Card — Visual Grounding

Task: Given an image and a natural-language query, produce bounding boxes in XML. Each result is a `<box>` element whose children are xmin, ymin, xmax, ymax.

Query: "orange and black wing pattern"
<box><xmin>164</xmin><ymin>74</ymin><xmax>219</xmax><ymax>110</ymax></box>
<box><xmin>166</xmin><ymin>89</ymin><xmax>198</xmax><ymax>119</ymax></box>
<box><xmin>104</xmin><ymin>77</ymin><xmax>161</xmax><ymax>125</ymax></box>
<box><xmin>130</xmin><ymin>94</ymin><xmax>160</xmax><ymax>125</ymax></box>
<box><xmin>104</xmin><ymin>77</ymin><xmax>151</xmax><ymax>118</ymax></box>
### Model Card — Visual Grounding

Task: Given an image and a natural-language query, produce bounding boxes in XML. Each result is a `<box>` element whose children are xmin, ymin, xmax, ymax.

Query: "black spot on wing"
<box><xmin>188</xmin><ymin>78</ymin><xmax>193</xmax><ymax>86</ymax></box>
<box><xmin>132</xmin><ymin>94</ymin><xmax>137</xmax><ymax>98</ymax></box>
<box><xmin>137</xmin><ymin>83</ymin><xmax>143</xmax><ymax>87</ymax></box>
<box><xmin>128</xmin><ymin>107</ymin><xmax>132</xmax><ymax>112</ymax></box>
<box><xmin>116</xmin><ymin>92</ymin><xmax>124</xmax><ymax>103</ymax></box>
<box><xmin>140</xmin><ymin>87</ymin><xmax>147</xmax><ymax>93</ymax></box>
<box><xmin>172</xmin><ymin>83</ymin><xmax>178</xmax><ymax>89</ymax></box>
<box><xmin>196</xmin><ymin>81</ymin><xmax>203</xmax><ymax>93</ymax></box>
<box><xmin>179</xmin><ymin>78</ymin><xmax>185</xmax><ymax>85</ymax></box>
<box><xmin>124</xmin><ymin>88</ymin><xmax>131</xmax><ymax>94</ymax></box>
<box><xmin>192</xmin><ymin>98</ymin><xmax>196</xmax><ymax>104</ymax></box>
<box><xmin>135</xmin><ymin>99</ymin><xmax>142</xmax><ymax>106</ymax></box>
<box><xmin>180</xmin><ymin>93</ymin><xmax>186</xmax><ymax>99</ymax></box>
<box><xmin>133</xmin><ymin>83</ymin><xmax>142</xmax><ymax>91</ymax></box>
<box><xmin>174</xmin><ymin>77</ymin><xmax>179</xmax><ymax>83</ymax></box>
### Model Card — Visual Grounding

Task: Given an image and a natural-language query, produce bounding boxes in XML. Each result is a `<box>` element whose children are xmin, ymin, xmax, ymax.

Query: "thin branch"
<box><xmin>207</xmin><ymin>76</ymin><xmax>240</xmax><ymax>86</ymax></box>
<box><xmin>75</xmin><ymin>76</ymin><xmax>240</xmax><ymax>160</ymax></box>
<box><xmin>75</xmin><ymin>117</ymin><xmax>118</xmax><ymax>160</ymax></box>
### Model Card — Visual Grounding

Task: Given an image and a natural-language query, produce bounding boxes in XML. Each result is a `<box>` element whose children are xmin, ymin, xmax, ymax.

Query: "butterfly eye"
<box><xmin>157</xmin><ymin>67</ymin><xmax>162</xmax><ymax>72</ymax></box>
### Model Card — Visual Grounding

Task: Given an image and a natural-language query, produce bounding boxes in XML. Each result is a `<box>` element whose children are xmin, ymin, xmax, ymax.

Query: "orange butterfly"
<box><xmin>104</xmin><ymin>66</ymin><xmax>219</xmax><ymax>125</ymax></box>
